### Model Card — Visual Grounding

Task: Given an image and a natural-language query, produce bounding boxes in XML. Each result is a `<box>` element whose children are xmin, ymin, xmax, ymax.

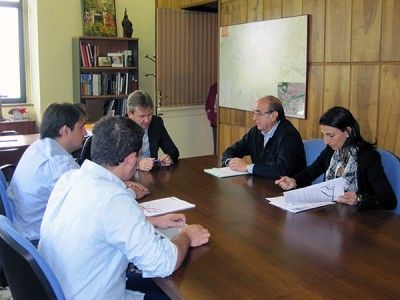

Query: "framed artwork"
<box><xmin>81</xmin><ymin>0</ymin><xmax>117</xmax><ymax>37</ymax></box>
<box><xmin>98</xmin><ymin>56</ymin><xmax>112</xmax><ymax>67</ymax></box>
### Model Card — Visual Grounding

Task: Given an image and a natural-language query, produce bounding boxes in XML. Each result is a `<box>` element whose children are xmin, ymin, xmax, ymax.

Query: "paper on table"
<box><xmin>267</xmin><ymin>196</ymin><xmax>335</xmax><ymax>213</ymax></box>
<box><xmin>204</xmin><ymin>167</ymin><xmax>248</xmax><ymax>178</ymax></box>
<box><xmin>139</xmin><ymin>197</ymin><xmax>195</xmax><ymax>217</ymax></box>
<box><xmin>266</xmin><ymin>177</ymin><xmax>345</xmax><ymax>213</ymax></box>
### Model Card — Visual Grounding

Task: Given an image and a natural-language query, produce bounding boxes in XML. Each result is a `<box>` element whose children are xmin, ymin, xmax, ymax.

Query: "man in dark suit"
<box><xmin>221</xmin><ymin>95</ymin><xmax>306</xmax><ymax>179</ymax></box>
<box><xmin>127</xmin><ymin>90</ymin><xmax>179</xmax><ymax>171</ymax></box>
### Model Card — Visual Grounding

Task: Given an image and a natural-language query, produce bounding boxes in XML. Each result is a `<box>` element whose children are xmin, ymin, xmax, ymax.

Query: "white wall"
<box><xmin>159</xmin><ymin>106</ymin><xmax>213</xmax><ymax>158</ymax></box>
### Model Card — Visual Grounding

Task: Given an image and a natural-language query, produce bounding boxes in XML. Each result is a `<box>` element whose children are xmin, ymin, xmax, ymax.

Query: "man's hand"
<box><xmin>228</xmin><ymin>158</ymin><xmax>248</xmax><ymax>172</ymax></box>
<box><xmin>125</xmin><ymin>181</ymin><xmax>150</xmax><ymax>199</ymax></box>
<box><xmin>180</xmin><ymin>224</ymin><xmax>210</xmax><ymax>247</ymax></box>
<box><xmin>147</xmin><ymin>213</ymin><xmax>186</xmax><ymax>229</ymax></box>
<box><xmin>138</xmin><ymin>158</ymin><xmax>155</xmax><ymax>171</ymax></box>
<box><xmin>159</xmin><ymin>154</ymin><xmax>173</xmax><ymax>166</ymax></box>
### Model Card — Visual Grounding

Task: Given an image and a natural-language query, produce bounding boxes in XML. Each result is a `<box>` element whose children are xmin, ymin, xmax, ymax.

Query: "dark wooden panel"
<box><xmin>381</xmin><ymin>0</ymin><xmax>400</xmax><ymax>61</ymax></box>
<box><xmin>303</xmin><ymin>0</ymin><xmax>325</xmax><ymax>62</ymax></box>
<box><xmin>350</xmin><ymin>65</ymin><xmax>379</xmax><ymax>143</ymax></box>
<box><xmin>231</xmin><ymin>0</ymin><xmax>248</xmax><ymax>24</ymax></box>
<box><xmin>263</xmin><ymin>0</ymin><xmax>282</xmax><ymax>19</ymax></box>
<box><xmin>378</xmin><ymin>65</ymin><xmax>400</xmax><ymax>153</ymax></box>
<box><xmin>325</xmin><ymin>0</ymin><xmax>352</xmax><ymax>62</ymax></box>
<box><xmin>323</xmin><ymin>65</ymin><xmax>350</xmax><ymax>110</ymax></box>
<box><xmin>282</xmin><ymin>0</ymin><xmax>302</xmax><ymax>17</ymax></box>
<box><xmin>247</xmin><ymin>0</ymin><xmax>264</xmax><ymax>21</ymax></box>
<box><xmin>230</xmin><ymin>109</ymin><xmax>246</xmax><ymax>126</ymax></box>
<box><xmin>351</xmin><ymin>0</ymin><xmax>382</xmax><ymax>62</ymax></box>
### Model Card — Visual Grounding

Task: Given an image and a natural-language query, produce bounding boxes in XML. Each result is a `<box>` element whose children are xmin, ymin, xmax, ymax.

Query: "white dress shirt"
<box><xmin>38</xmin><ymin>160</ymin><xmax>177</xmax><ymax>300</ymax></box>
<box><xmin>7</xmin><ymin>138</ymin><xmax>79</xmax><ymax>241</ymax></box>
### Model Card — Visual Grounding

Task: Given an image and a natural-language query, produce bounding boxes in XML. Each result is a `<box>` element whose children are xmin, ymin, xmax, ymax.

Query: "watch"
<box><xmin>356</xmin><ymin>193</ymin><xmax>363</xmax><ymax>204</ymax></box>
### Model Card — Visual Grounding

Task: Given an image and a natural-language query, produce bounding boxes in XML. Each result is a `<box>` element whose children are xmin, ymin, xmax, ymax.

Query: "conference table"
<box><xmin>134</xmin><ymin>155</ymin><xmax>400</xmax><ymax>299</ymax></box>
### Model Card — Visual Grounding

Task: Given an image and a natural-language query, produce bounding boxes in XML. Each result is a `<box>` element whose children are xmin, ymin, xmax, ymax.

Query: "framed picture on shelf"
<box><xmin>81</xmin><ymin>0</ymin><xmax>117</xmax><ymax>37</ymax></box>
<box><xmin>108</xmin><ymin>52</ymin><xmax>124</xmax><ymax>67</ymax></box>
<box><xmin>98</xmin><ymin>56</ymin><xmax>112</xmax><ymax>67</ymax></box>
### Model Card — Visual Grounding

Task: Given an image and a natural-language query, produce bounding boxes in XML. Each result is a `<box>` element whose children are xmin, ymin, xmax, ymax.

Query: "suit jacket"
<box><xmin>294</xmin><ymin>145</ymin><xmax>397</xmax><ymax>210</ymax></box>
<box><xmin>148</xmin><ymin>115</ymin><xmax>179</xmax><ymax>163</ymax></box>
<box><xmin>221</xmin><ymin>119</ymin><xmax>306</xmax><ymax>179</ymax></box>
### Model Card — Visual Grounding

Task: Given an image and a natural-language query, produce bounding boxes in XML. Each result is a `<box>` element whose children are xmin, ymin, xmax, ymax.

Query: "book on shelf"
<box><xmin>80</xmin><ymin>72</ymin><xmax>135</xmax><ymax>97</ymax></box>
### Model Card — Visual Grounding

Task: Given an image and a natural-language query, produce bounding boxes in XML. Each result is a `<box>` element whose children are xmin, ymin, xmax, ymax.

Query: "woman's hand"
<box><xmin>336</xmin><ymin>192</ymin><xmax>358</xmax><ymax>206</ymax></box>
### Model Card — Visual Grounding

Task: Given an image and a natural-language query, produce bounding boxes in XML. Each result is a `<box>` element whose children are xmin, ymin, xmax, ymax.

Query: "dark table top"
<box><xmin>134</xmin><ymin>155</ymin><xmax>400</xmax><ymax>300</ymax></box>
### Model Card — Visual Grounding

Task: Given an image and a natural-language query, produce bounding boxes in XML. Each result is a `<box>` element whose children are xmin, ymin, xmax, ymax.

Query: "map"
<box><xmin>219</xmin><ymin>16</ymin><xmax>307</xmax><ymax>118</ymax></box>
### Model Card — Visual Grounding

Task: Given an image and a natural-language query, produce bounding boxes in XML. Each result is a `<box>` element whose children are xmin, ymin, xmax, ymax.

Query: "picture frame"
<box><xmin>81</xmin><ymin>0</ymin><xmax>117</xmax><ymax>37</ymax></box>
<box><xmin>98</xmin><ymin>56</ymin><xmax>112</xmax><ymax>67</ymax></box>
<box><xmin>107</xmin><ymin>52</ymin><xmax>124</xmax><ymax>67</ymax></box>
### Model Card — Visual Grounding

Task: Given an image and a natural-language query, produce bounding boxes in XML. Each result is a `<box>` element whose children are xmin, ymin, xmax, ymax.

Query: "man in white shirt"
<box><xmin>7</xmin><ymin>103</ymin><xmax>86</xmax><ymax>243</ymax></box>
<box><xmin>38</xmin><ymin>116</ymin><xmax>210</xmax><ymax>299</ymax></box>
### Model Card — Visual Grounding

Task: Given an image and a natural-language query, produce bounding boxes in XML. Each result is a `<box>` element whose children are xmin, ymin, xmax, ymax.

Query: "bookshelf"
<box><xmin>73</xmin><ymin>36</ymin><xmax>139</xmax><ymax>122</ymax></box>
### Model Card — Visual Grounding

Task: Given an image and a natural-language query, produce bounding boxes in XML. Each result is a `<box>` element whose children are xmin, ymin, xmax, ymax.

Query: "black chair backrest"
<box><xmin>78</xmin><ymin>135</ymin><xmax>92</xmax><ymax>165</ymax></box>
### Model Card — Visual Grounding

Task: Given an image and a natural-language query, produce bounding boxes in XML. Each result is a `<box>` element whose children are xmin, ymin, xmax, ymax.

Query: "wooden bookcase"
<box><xmin>73</xmin><ymin>36</ymin><xmax>139</xmax><ymax>122</ymax></box>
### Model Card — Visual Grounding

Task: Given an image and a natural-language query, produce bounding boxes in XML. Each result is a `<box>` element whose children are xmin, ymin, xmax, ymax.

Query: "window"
<box><xmin>0</xmin><ymin>0</ymin><xmax>25</xmax><ymax>103</ymax></box>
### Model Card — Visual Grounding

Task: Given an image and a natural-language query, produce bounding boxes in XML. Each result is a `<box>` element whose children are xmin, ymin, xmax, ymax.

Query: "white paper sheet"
<box><xmin>139</xmin><ymin>197</ymin><xmax>195</xmax><ymax>217</ymax></box>
<box><xmin>204</xmin><ymin>167</ymin><xmax>248</xmax><ymax>178</ymax></box>
<box><xmin>266</xmin><ymin>178</ymin><xmax>345</xmax><ymax>213</ymax></box>
<box><xmin>267</xmin><ymin>196</ymin><xmax>335</xmax><ymax>213</ymax></box>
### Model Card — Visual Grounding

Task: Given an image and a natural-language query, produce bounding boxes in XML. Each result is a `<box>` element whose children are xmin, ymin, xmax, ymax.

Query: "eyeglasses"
<box><xmin>251</xmin><ymin>110</ymin><xmax>274</xmax><ymax>118</ymax></box>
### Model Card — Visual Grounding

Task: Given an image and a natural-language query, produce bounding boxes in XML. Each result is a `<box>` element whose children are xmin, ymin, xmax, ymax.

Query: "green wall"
<box><xmin>30</xmin><ymin>0</ymin><xmax>155</xmax><ymax>121</ymax></box>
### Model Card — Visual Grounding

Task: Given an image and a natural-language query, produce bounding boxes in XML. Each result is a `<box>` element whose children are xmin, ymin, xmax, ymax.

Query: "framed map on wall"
<box><xmin>81</xmin><ymin>0</ymin><xmax>117</xmax><ymax>37</ymax></box>
<box><xmin>219</xmin><ymin>15</ymin><xmax>308</xmax><ymax>119</ymax></box>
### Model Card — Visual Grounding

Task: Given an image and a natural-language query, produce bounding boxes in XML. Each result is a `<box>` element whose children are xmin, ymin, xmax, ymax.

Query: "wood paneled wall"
<box><xmin>219</xmin><ymin>0</ymin><xmax>400</xmax><ymax>157</ymax></box>
<box><xmin>156</xmin><ymin>0</ymin><xmax>400</xmax><ymax>156</ymax></box>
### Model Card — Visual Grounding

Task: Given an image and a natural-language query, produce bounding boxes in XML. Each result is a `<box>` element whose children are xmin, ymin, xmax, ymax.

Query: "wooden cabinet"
<box><xmin>0</xmin><ymin>120</ymin><xmax>37</xmax><ymax>134</ymax></box>
<box><xmin>73</xmin><ymin>36</ymin><xmax>139</xmax><ymax>122</ymax></box>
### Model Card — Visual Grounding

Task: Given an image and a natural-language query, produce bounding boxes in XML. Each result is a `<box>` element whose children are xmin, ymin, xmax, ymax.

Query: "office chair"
<box><xmin>0</xmin><ymin>216</ymin><xmax>65</xmax><ymax>300</ymax></box>
<box><xmin>78</xmin><ymin>135</ymin><xmax>92</xmax><ymax>165</ymax></box>
<box><xmin>0</xmin><ymin>164</ymin><xmax>16</xmax><ymax>188</ymax></box>
<box><xmin>378</xmin><ymin>149</ymin><xmax>400</xmax><ymax>213</ymax></box>
<box><xmin>303</xmin><ymin>139</ymin><xmax>326</xmax><ymax>184</ymax></box>
<box><xmin>0</xmin><ymin>180</ymin><xmax>12</xmax><ymax>222</ymax></box>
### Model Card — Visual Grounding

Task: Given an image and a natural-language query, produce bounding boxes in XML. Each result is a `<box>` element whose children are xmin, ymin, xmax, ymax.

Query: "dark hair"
<box><xmin>265</xmin><ymin>95</ymin><xmax>285</xmax><ymax>120</ymax></box>
<box><xmin>127</xmin><ymin>90</ymin><xmax>154</xmax><ymax>113</ymax></box>
<box><xmin>91</xmin><ymin>116</ymin><xmax>143</xmax><ymax>166</ymax></box>
<box><xmin>40</xmin><ymin>103</ymin><xmax>85</xmax><ymax>139</ymax></box>
<box><xmin>319</xmin><ymin>106</ymin><xmax>372</xmax><ymax>149</ymax></box>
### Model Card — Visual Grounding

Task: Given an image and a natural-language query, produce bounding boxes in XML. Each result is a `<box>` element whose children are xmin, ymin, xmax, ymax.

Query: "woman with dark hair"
<box><xmin>275</xmin><ymin>106</ymin><xmax>397</xmax><ymax>210</ymax></box>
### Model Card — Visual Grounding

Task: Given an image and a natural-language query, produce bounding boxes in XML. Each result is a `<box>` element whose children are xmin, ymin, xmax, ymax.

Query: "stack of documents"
<box><xmin>267</xmin><ymin>178</ymin><xmax>345</xmax><ymax>213</ymax></box>
<box><xmin>139</xmin><ymin>196</ymin><xmax>195</xmax><ymax>217</ymax></box>
<box><xmin>204</xmin><ymin>167</ymin><xmax>248</xmax><ymax>178</ymax></box>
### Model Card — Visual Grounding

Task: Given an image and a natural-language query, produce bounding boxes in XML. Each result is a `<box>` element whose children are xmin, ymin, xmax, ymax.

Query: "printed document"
<box><xmin>204</xmin><ymin>167</ymin><xmax>248</xmax><ymax>178</ymax></box>
<box><xmin>267</xmin><ymin>177</ymin><xmax>345</xmax><ymax>213</ymax></box>
<box><xmin>139</xmin><ymin>197</ymin><xmax>195</xmax><ymax>217</ymax></box>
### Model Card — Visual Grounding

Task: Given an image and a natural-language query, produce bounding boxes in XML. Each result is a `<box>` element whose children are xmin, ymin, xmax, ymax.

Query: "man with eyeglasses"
<box><xmin>221</xmin><ymin>95</ymin><xmax>306</xmax><ymax>179</ymax></box>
